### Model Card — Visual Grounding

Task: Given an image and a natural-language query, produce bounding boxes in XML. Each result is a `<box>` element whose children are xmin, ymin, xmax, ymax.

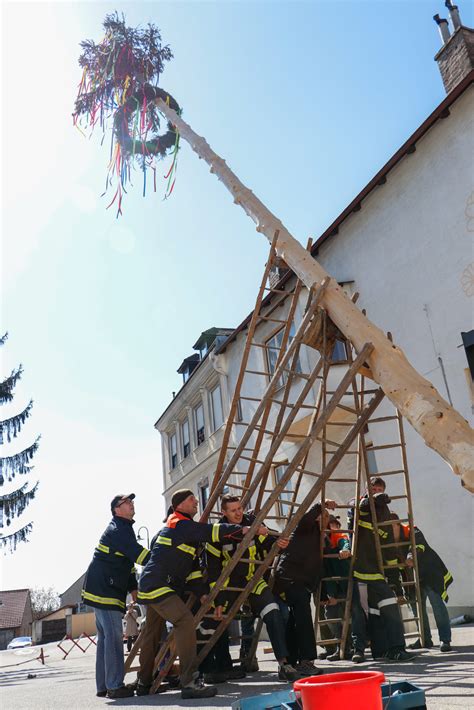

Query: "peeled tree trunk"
<box><xmin>156</xmin><ymin>99</ymin><xmax>474</xmax><ymax>492</ymax></box>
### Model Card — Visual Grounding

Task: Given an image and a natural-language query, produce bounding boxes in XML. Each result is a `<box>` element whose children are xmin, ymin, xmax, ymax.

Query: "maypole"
<box><xmin>73</xmin><ymin>15</ymin><xmax>474</xmax><ymax>491</ymax></box>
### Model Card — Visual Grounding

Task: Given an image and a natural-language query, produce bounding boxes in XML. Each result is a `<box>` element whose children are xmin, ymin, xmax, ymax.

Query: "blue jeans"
<box><xmin>421</xmin><ymin>586</ymin><xmax>451</xmax><ymax>644</ymax></box>
<box><xmin>95</xmin><ymin>608</ymin><xmax>124</xmax><ymax>692</ymax></box>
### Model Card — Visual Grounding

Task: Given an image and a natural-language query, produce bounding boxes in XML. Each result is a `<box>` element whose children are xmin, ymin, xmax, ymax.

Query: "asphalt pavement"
<box><xmin>1</xmin><ymin>626</ymin><xmax>473</xmax><ymax>709</ymax></box>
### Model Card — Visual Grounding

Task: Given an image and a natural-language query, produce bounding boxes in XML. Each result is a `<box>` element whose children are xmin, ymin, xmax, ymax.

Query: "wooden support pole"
<box><xmin>155</xmin><ymin>99</ymin><xmax>474</xmax><ymax>492</ymax></box>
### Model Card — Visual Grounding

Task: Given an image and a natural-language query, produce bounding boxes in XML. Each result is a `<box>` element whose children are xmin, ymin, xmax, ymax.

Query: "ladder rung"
<box><xmin>244</xmin><ymin>370</ymin><xmax>269</xmax><ymax>377</ymax></box>
<box><xmin>225</xmin><ymin>483</ymin><xmax>251</xmax><ymax>491</ymax></box>
<box><xmin>326</xmin><ymin>478</ymin><xmax>358</xmax><ymax>483</ymax></box>
<box><xmin>317</xmin><ymin>638</ymin><xmax>342</xmax><ymax>645</ymax></box>
<box><xmin>336</xmin><ymin>404</ymin><xmax>358</xmax><ymax>414</ymax></box>
<box><xmin>404</xmin><ymin>632</ymin><xmax>422</xmax><ymax>638</ymax></box>
<box><xmin>367</xmin><ymin>443</ymin><xmax>402</xmax><ymax>451</ymax></box>
<box><xmin>372</xmin><ymin>469</ymin><xmax>405</xmax><ymax>477</ymax></box>
<box><xmin>239</xmin><ymin>455</ymin><xmax>266</xmax><ymax>464</ymax></box>
<box><xmin>276</xmin><ymin>499</ymin><xmax>301</xmax><ymax>506</ymax></box>
<box><xmin>317</xmin><ymin>618</ymin><xmax>343</xmax><ymax>624</ymax></box>
<box><xmin>226</xmin><ymin>587</ymin><xmax>247</xmax><ymax>593</ymax></box>
<box><xmin>402</xmin><ymin>616</ymin><xmax>420</xmax><ymax>623</ymax></box>
<box><xmin>321</xmin><ymin>576</ymin><xmax>349</xmax><ymax>582</ymax></box>
<box><xmin>323</xmin><ymin>554</ymin><xmax>347</xmax><ymax>559</ymax></box>
<box><xmin>383</xmin><ymin>562</ymin><xmax>410</xmax><ymax>569</ymax></box>
<box><xmin>368</xmin><ymin>416</ymin><xmax>399</xmax><ymax>424</ymax></box>
<box><xmin>282</xmin><ymin>370</ymin><xmax>311</xmax><ymax>380</ymax></box>
<box><xmin>327</xmin><ymin>422</ymin><xmax>355</xmax><ymax>427</ymax></box>
<box><xmin>378</xmin><ymin>518</ymin><xmax>409</xmax><ymax>526</ymax></box>
<box><xmin>400</xmin><ymin>581</ymin><xmax>417</xmax><ymax>586</ymax></box>
<box><xmin>257</xmin><ymin>316</ymin><xmax>287</xmax><ymax>324</ymax></box>
<box><xmin>240</xmin><ymin>557</ymin><xmax>266</xmax><ymax>564</ymax></box>
<box><xmin>389</xmin><ymin>495</ymin><xmax>408</xmax><ymax>501</ymax></box>
<box><xmin>381</xmin><ymin>541</ymin><xmax>411</xmax><ymax>549</ymax></box>
<box><xmin>263</xmin><ymin>286</ymin><xmax>293</xmax><ymax>294</ymax></box>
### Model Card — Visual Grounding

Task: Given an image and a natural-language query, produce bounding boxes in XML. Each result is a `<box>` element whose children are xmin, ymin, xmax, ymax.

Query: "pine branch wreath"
<box><xmin>73</xmin><ymin>12</ymin><xmax>181</xmax><ymax>215</ymax></box>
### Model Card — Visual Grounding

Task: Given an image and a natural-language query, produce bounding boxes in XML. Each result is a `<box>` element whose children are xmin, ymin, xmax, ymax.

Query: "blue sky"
<box><xmin>2</xmin><ymin>0</ymin><xmax>470</xmax><ymax>592</ymax></box>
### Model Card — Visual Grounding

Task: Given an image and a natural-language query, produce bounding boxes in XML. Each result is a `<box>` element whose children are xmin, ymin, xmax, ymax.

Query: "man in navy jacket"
<box><xmin>82</xmin><ymin>493</ymin><xmax>150</xmax><ymax>699</ymax></box>
<box><xmin>137</xmin><ymin>489</ymin><xmax>245</xmax><ymax>699</ymax></box>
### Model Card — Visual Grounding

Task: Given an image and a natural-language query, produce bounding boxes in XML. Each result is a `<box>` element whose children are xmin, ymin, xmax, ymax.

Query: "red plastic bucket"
<box><xmin>293</xmin><ymin>671</ymin><xmax>385</xmax><ymax>710</ymax></box>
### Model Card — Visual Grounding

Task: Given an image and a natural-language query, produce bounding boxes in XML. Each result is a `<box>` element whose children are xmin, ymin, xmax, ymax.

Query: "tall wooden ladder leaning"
<box><xmin>125</xmin><ymin>238</ymin><xmax>386</xmax><ymax>693</ymax></box>
<box><xmin>314</xmin><ymin>326</ymin><xmax>425</xmax><ymax>659</ymax></box>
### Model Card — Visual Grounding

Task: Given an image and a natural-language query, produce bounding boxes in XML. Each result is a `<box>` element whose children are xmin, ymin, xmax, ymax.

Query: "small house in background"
<box><xmin>0</xmin><ymin>589</ymin><xmax>33</xmax><ymax>650</ymax></box>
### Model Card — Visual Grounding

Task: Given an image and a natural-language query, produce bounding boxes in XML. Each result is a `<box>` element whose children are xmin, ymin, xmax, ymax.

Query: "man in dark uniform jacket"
<box><xmin>136</xmin><ymin>489</ymin><xmax>245</xmax><ymax>699</ymax></box>
<box><xmin>82</xmin><ymin>493</ymin><xmax>150</xmax><ymax>699</ymax></box>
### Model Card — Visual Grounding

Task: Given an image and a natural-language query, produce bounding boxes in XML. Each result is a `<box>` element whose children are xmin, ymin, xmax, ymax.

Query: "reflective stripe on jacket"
<box><xmin>138</xmin><ymin>511</ymin><xmax>243</xmax><ymax>604</ymax></box>
<box><xmin>82</xmin><ymin>516</ymin><xmax>150</xmax><ymax>613</ymax></box>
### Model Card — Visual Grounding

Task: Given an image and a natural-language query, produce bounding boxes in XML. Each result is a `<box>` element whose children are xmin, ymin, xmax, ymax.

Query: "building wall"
<box><xmin>314</xmin><ymin>86</ymin><xmax>474</xmax><ymax>612</ymax></box>
<box><xmin>71</xmin><ymin>612</ymin><xmax>96</xmax><ymax>638</ymax></box>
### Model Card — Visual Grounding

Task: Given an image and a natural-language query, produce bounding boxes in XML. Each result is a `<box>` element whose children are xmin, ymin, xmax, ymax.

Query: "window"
<box><xmin>199</xmin><ymin>481</ymin><xmax>210</xmax><ymax>510</ymax></box>
<box><xmin>169</xmin><ymin>433</ymin><xmax>177</xmax><ymax>469</ymax></box>
<box><xmin>462</xmin><ymin>330</ymin><xmax>474</xmax><ymax>381</ymax></box>
<box><xmin>194</xmin><ymin>403</ymin><xmax>205</xmax><ymax>446</ymax></box>
<box><xmin>181</xmin><ymin>419</ymin><xmax>190</xmax><ymax>458</ymax></box>
<box><xmin>330</xmin><ymin>339</ymin><xmax>348</xmax><ymax>364</ymax></box>
<box><xmin>274</xmin><ymin>464</ymin><xmax>293</xmax><ymax>517</ymax></box>
<box><xmin>365</xmin><ymin>441</ymin><xmax>378</xmax><ymax>474</ymax></box>
<box><xmin>266</xmin><ymin>323</ymin><xmax>301</xmax><ymax>387</ymax></box>
<box><xmin>235</xmin><ymin>398</ymin><xmax>243</xmax><ymax>422</ymax></box>
<box><xmin>210</xmin><ymin>385</ymin><xmax>224</xmax><ymax>431</ymax></box>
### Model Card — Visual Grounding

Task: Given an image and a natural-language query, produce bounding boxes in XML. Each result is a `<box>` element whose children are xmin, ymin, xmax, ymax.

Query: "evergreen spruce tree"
<box><xmin>0</xmin><ymin>333</ymin><xmax>39</xmax><ymax>552</ymax></box>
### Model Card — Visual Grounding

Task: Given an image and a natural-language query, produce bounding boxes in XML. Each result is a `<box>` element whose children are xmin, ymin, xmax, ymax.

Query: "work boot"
<box><xmin>136</xmin><ymin>682</ymin><xmax>151</xmax><ymax>696</ymax></box>
<box><xmin>326</xmin><ymin>649</ymin><xmax>341</xmax><ymax>661</ymax></box>
<box><xmin>241</xmin><ymin>656</ymin><xmax>259</xmax><ymax>672</ymax></box>
<box><xmin>296</xmin><ymin>660</ymin><xmax>322</xmax><ymax>676</ymax></box>
<box><xmin>278</xmin><ymin>663</ymin><xmax>299</xmax><ymax>682</ymax></box>
<box><xmin>96</xmin><ymin>690</ymin><xmax>107</xmax><ymax>697</ymax></box>
<box><xmin>440</xmin><ymin>642</ymin><xmax>452</xmax><ymax>652</ymax></box>
<box><xmin>351</xmin><ymin>650</ymin><xmax>365</xmax><ymax>664</ymax></box>
<box><xmin>386</xmin><ymin>648</ymin><xmax>416</xmax><ymax>662</ymax></box>
<box><xmin>106</xmin><ymin>686</ymin><xmax>135</xmax><ymax>699</ymax></box>
<box><xmin>181</xmin><ymin>675</ymin><xmax>217</xmax><ymax>699</ymax></box>
<box><xmin>408</xmin><ymin>639</ymin><xmax>433</xmax><ymax>650</ymax></box>
<box><xmin>226</xmin><ymin>667</ymin><xmax>246</xmax><ymax>680</ymax></box>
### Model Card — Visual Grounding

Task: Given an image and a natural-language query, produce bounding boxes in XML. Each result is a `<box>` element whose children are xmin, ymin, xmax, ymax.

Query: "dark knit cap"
<box><xmin>171</xmin><ymin>488</ymin><xmax>194</xmax><ymax>510</ymax></box>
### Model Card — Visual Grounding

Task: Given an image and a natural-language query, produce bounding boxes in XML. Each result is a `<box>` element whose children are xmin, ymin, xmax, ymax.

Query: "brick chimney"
<box><xmin>433</xmin><ymin>2</ymin><xmax>474</xmax><ymax>93</ymax></box>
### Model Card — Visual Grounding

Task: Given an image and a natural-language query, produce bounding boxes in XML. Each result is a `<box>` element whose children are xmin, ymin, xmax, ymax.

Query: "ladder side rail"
<box><xmin>396</xmin><ymin>407</ymin><xmax>425</xmax><ymax>645</ymax></box>
<box><xmin>253</xmin><ymin>326</ymin><xmax>311</xmax><ymax>510</ymax></box>
<box><xmin>206</xmin><ymin>233</ymin><xmax>281</xmax><ymax>499</ymax></box>
<box><xmin>243</xmin><ymin>275</ymin><xmax>306</xmax><ymax>493</ymax></box>
<box><xmin>201</xmin><ymin>280</ymin><xmax>329</xmax><ymax>521</ymax></box>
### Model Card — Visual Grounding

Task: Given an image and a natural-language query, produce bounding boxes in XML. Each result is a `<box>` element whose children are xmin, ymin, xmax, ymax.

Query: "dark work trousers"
<box><xmin>351</xmin><ymin>580</ymin><xmax>405</xmax><ymax>656</ymax></box>
<box><xmin>324</xmin><ymin>601</ymin><xmax>343</xmax><ymax>641</ymax></box>
<box><xmin>138</xmin><ymin>596</ymin><xmax>196</xmax><ymax>688</ymax></box>
<box><xmin>198</xmin><ymin>626</ymin><xmax>233</xmax><ymax>674</ymax></box>
<box><xmin>240</xmin><ymin>614</ymin><xmax>256</xmax><ymax>657</ymax></box>
<box><xmin>280</xmin><ymin>582</ymin><xmax>317</xmax><ymax>663</ymax></box>
<box><xmin>201</xmin><ymin>587</ymin><xmax>288</xmax><ymax>662</ymax></box>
